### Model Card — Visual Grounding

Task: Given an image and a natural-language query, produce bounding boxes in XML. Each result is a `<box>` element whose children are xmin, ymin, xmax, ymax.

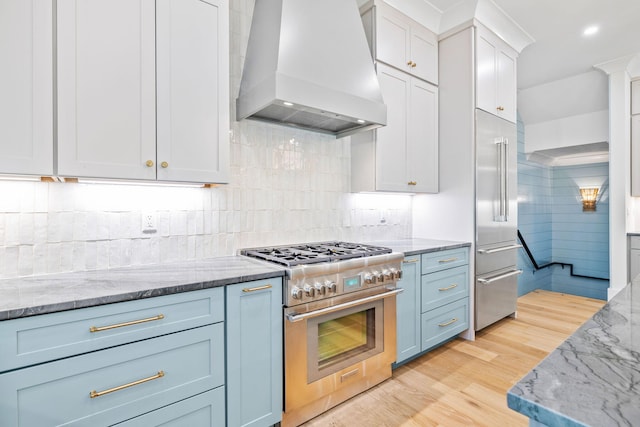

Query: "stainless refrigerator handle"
<box><xmin>477</xmin><ymin>269</ymin><xmax>523</xmax><ymax>284</ymax></box>
<box><xmin>477</xmin><ymin>244</ymin><xmax>522</xmax><ymax>254</ymax></box>
<box><xmin>494</xmin><ymin>137</ymin><xmax>508</xmax><ymax>222</ymax></box>
<box><xmin>285</xmin><ymin>287</ymin><xmax>404</xmax><ymax>322</ymax></box>
<box><xmin>503</xmin><ymin>138</ymin><xmax>509</xmax><ymax>221</ymax></box>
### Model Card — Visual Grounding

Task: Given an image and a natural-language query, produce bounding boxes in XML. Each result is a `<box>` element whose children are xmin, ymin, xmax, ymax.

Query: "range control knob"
<box><xmin>376</xmin><ymin>270</ymin><xmax>385</xmax><ymax>283</ymax></box>
<box><xmin>367</xmin><ymin>272</ymin><xmax>379</xmax><ymax>284</ymax></box>
<box><xmin>382</xmin><ymin>269</ymin><xmax>391</xmax><ymax>280</ymax></box>
<box><xmin>314</xmin><ymin>282</ymin><xmax>326</xmax><ymax>296</ymax></box>
<box><xmin>325</xmin><ymin>281</ymin><xmax>337</xmax><ymax>293</ymax></box>
<box><xmin>291</xmin><ymin>286</ymin><xmax>303</xmax><ymax>300</ymax></box>
<box><xmin>303</xmin><ymin>284</ymin><xmax>316</xmax><ymax>298</ymax></box>
<box><xmin>390</xmin><ymin>268</ymin><xmax>402</xmax><ymax>279</ymax></box>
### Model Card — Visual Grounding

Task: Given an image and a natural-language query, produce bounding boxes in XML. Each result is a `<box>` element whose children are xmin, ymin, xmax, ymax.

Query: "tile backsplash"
<box><xmin>0</xmin><ymin>0</ymin><xmax>412</xmax><ymax>279</ymax></box>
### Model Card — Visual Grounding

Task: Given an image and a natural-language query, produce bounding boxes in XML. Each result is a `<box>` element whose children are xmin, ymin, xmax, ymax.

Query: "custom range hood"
<box><xmin>236</xmin><ymin>0</ymin><xmax>386</xmax><ymax>139</ymax></box>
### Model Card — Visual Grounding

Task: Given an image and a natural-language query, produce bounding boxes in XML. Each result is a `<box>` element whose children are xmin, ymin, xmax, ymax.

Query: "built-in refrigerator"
<box><xmin>475</xmin><ymin>109</ymin><xmax>522</xmax><ymax>331</ymax></box>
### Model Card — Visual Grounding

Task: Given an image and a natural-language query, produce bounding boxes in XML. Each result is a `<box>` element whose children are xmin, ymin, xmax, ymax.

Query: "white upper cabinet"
<box><xmin>361</xmin><ymin>1</ymin><xmax>438</xmax><ymax>85</ymax></box>
<box><xmin>156</xmin><ymin>0</ymin><xmax>229</xmax><ymax>183</ymax></box>
<box><xmin>57</xmin><ymin>0</ymin><xmax>157</xmax><ymax>180</ymax></box>
<box><xmin>351</xmin><ymin>64</ymin><xmax>438</xmax><ymax>193</ymax></box>
<box><xmin>0</xmin><ymin>0</ymin><xmax>53</xmax><ymax>176</ymax></box>
<box><xmin>476</xmin><ymin>26</ymin><xmax>517</xmax><ymax>123</ymax></box>
<box><xmin>57</xmin><ymin>0</ymin><xmax>229</xmax><ymax>183</ymax></box>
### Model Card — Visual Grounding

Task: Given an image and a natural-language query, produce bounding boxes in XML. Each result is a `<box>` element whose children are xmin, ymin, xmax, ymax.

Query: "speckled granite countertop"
<box><xmin>367</xmin><ymin>238</ymin><xmax>471</xmax><ymax>256</ymax></box>
<box><xmin>0</xmin><ymin>256</ymin><xmax>285</xmax><ymax>321</ymax></box>
<box><xmin>507</xmin><ymin>280</ymin><xmax>640</xmax><ymax>426</ymax></box>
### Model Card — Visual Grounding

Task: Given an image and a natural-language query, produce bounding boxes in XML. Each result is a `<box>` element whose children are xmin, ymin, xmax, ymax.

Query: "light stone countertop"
<box><xmin>367</xmin><ymin>238</ymin><xmax>471</xmax><ymax>256</ymax></box>
<box><xmin>0</xmin><ymin>256</ymin><xmax>285</xmax><ymax>321</ymax></box>
<box><xmin>507</xmin><ymin>279</ymin><xmax>640</xmax><ymax>426</ymax></box>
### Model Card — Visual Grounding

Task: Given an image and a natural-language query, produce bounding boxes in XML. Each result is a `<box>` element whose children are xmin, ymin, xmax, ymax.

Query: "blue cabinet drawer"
<box><xmin>0</xmin><ymin>323</ymin><xmax>224</xmax><ymax>426</ymax></box>
<box><xmin>421</xmin><ymin>298</ymin><xmax>469</xmax><ymax>352</ymax></box>
<box><xmin>0</xmin><ymin>287</ymin><xmax>224</xmax><ymax>372</ymax></box>
<box><xmin>421</xmin><ymin>247</ymin><xmax>469</xmax><ymax>274</ymax></box>
<box><xmin>421</xmin><ymin>265</ymin><xmax>469</xmax><ymax>312</ymax></box>
<box><xmin>114</xmin><ymin>387</ymin><xmax>225</xmax><ymax>426</ymax></box>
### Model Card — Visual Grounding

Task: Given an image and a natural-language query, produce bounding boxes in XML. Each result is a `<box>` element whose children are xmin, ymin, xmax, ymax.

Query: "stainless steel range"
<box><xmin>241</xmin><ymin>241</ymin><xmax>403</xmax><ymax>426</ymax></box>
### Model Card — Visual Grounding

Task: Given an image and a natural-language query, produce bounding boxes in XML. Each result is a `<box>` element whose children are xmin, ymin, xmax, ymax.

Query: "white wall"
<box><xmin>0</xmin><ymin>0</ymin><xmax>414</xmax><ymax>280</ymax></box>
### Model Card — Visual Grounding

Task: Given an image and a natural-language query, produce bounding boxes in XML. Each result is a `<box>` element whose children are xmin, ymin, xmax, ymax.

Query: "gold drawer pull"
<box><xmin>438</xmin><ymin>283</ymin><xmax>458</xmax><ymax>292</ymax></box>
<box><xmin>403</xmin><ymin>259</ymin><xmax>419</xmax><ymax>264</ymax></box>
<box><xmin>438</xmin><ymin>257</ymin><xmax>458</xmax><ymax>264</ymax></box>
<box><xmin>438</xmin><ymin>318</ymin><xmax>458</xmax><ymax>327</ymax></box>
<box><xmin>89</xmin><ymin>314</ymin><xmax>165</xmax><ymax>333</ymax></box>
<box><xmin>90</xmin><ymin>371</ymin><xmax>164</xmax><ymax>398</ymax></box>
<box><xmin>242</xmin><ymin>284</ymin><xmax>272</xmax><ymax>293</ymax></box>
<box><xmin>497</xmin><ymin>106</ymin><xmax>505</xmax><ymax>111</ymax></box>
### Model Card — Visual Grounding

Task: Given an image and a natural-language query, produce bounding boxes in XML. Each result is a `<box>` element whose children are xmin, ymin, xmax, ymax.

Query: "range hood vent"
<box><xmin>236</xmin><ymin>0</ymin><xmax>386</xmax><ymax>139</ymax></box>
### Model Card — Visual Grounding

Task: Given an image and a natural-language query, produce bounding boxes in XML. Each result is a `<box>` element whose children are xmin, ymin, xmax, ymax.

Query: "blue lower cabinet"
<box><xmin>226</xmin><ymin>278</ymin><xmax>283</xmax><ymax>427</ymax></box>
<box><xmin>0</xmin><ymin>324</ymin><xmax>224</xmax><ymax>426</ymax></box>
<box><xmin>421</xmin><ymin>297</ymin><xmax>469</xmax><ymax>351</ymax></box>
<box><xmin>396</xmin><ymin>255</ymin><xmax>421</xmax><ymax>364</ymax></box>
<box><xmin>115</xmin><ymin>387</ymin><xmax>226</xmax><ymax>426</ymax></box>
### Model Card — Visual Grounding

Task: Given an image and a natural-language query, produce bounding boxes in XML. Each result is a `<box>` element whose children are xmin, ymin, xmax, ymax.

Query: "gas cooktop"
<box><xmin>241</xmin><ymin>241</ymin><xmax>392</xmax><ymax>267</ymax></box>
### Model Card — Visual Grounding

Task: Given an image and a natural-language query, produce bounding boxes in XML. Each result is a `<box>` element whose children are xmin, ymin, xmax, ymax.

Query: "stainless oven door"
<box><xmin>283</xmin><ymin>287</ymin><xmax>401</xmax><ymax>425</ymax></box>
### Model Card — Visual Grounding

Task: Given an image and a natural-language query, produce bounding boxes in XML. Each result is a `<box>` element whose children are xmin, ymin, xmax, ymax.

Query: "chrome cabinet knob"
<box><xmin>291</xmin><ymin>286</ymin><xmax>303</xmax><ymax>300</ymax></box>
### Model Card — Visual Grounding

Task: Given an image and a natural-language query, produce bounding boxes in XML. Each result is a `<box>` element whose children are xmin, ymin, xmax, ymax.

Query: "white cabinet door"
<box><xmin>0</xmin><ymin>0</ymin><xmax>53</xmax><ymax>176</ymax></box>
<box><xmin>409</xmin><ymin>24</ymin><xmax>438</xmax><ymax>85</ymax></box>
<box><xmin>373</xmin><ymin>2</ymin><xmax>437</xmax><ymax>84</ymax></box>
<box><xmin>376</xmin><ymin>64</ymin><xmax>409</xmax><ymax>192</ymax></box>
<box><xmin>156</xmin><ymin>0</ymin><xmax>229</xmax><ymax>183</ymax></box>
<box><xmin>632</xmin><ymin>115</ymin><xmax>640</xmax><ymax>196</ymax></box>
<box><xmin>409</xmin><ymin>79</ymin><xmax>438</xmax><ymax>193</ymax></box>
<box><xmin>57</xmin><ymin>0</ymin><xmax>156</xmax><ymax>180</ymax></box>
<box><xmin>476</xmin><ymin>27</ymin><xmax>516</xmax><ymax>123</ymax></box>
<box><xmin>632</xmin><ymin>80</ymin><xmax>640</xmax><ymax>115</ymax></box>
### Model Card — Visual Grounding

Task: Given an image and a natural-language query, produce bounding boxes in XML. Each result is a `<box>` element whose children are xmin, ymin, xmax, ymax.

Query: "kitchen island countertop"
<box><xmin>507</xmin><ymin>278</ymin><xmax>640</xmax><ymax>426</ymax></box>
<box><xmin>368</xmin><ymin>238</ymin><xmax>471</xmax><ymax>256</ymax></box>
<box><xmin>0</xmin><ymin>256</ymin><xmax>285</xmax><ymax>321</ymax></box>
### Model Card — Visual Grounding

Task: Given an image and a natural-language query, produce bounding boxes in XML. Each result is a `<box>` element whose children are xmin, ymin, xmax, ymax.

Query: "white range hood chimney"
<box><xmin>236</xmin><ymin>0</ymin><xmax>386</xmax><ymax>139</ymax></box>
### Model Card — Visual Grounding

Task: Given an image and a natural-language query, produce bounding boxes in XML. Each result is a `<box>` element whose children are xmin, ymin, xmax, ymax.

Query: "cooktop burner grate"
<box><xmin>242</xmin><ymin>241</ymin><xmax>392</xmax><ymax>267</ymax></box>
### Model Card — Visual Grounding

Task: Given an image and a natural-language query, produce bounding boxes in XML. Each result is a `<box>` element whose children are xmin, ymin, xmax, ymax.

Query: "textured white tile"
<box><xmin>4</xmin><ymin>246</ymin><xmax>18</xmax><ymax>277</ymax></box>
<box><xmin>5</xmin><ymin>214</ymin><xmax>20</xmax><ymax>245</ymax></box>
<box><xmin>96</xmin><ymin>241</ymin><xmax>109</xmax><ymax>269</ymax></box>
<box><xmin>18</xmin><ymin>214</ymin><xmax>34</xmax><ymax>245</ymax></box>
<box><xmin>46</xmin><ymin>243</ymin><xmax>61</xmax><ymax>273</ymax></box>
<box><xmin>33</xmin><ymin>243</ymin><xmax>48</xmax><ymax>275</ymax></box>
<box><xmin>18</xmin><ymin>245</ymin><xmax>33</xmax><ymax>277</ymax></box>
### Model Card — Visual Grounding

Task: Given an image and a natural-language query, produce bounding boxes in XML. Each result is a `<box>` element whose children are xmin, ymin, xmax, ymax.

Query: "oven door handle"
<box><xmin>286</xmin><ymin>287</ymin><xmax>404</xmax><ymax>323</ymax></box>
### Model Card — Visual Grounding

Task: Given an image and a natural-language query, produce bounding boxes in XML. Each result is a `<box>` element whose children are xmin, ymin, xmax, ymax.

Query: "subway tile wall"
<box><xmin>0</xmin><ymin>0</ymin><xmax>412</xmax><ymax>279</ymax></box>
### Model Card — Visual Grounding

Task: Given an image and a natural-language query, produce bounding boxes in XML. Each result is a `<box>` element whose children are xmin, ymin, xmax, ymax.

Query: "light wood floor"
<box><xmin>303</xmin><ymin>290</ymin><xmax>605</xmax><ymax>427</ymax></box>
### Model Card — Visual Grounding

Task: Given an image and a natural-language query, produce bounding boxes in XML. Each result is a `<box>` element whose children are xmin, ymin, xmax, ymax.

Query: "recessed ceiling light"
<box><xmin>583</xmin><ymin>25</ymin><xmax>599</xmax><ymax>36</ymax></box>
<box><xmin>283</xmin><ymin>101</ymin><xmax>294</xmax><ymax>106</ymax></box>
<box><xmin>357</xmin><ymin>119</ymin><xmax>365</xmax><ymax>124</ymax></box>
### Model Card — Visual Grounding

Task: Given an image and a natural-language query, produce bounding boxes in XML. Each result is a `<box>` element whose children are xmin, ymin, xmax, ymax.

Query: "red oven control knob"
<box><xmin>325</xmin><ymin>281</ymin><xmax>337</xmax><ymax>293</ymax></box>
<box><xmin>364</xmin><ymin>273</ymin><xmax>377</xmax><ymax>284</ymax></box>
<box><xmin>303</xmin><ymin>284</ymin><xmax>316</xmax><ymax>297</ymax></box>
<box><xmin>314</xmin><ymin>282</ymin><xmax>327</xmax><ymax>295</ymax></box>
<box><xmin>291</xmin><ymin>286</ymin><xmax>303</xmax><ymax>300</ymax></box>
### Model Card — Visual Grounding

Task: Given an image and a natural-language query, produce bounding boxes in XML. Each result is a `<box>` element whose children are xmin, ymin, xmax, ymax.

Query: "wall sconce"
<box><xmin>580</xmin><ymin>187</ymin><xmax>599</xmax><ymax>211</ymax></box>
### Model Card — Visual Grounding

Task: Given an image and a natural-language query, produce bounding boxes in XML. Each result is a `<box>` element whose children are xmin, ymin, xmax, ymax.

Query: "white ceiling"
<box><xmin>426</xmin><ymin>0</ymin><xmax>640</xmax><ymax>89</ymax></box>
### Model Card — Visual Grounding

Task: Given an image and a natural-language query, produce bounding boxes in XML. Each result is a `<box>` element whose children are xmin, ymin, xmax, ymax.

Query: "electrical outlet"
<box><xmin>142</xmin><ymin>212</ymin><xmax>157</xmax><ymax>234</ymax></box>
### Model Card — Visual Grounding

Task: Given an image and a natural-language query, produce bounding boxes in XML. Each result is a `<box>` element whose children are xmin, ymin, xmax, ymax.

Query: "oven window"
<box><xmin>317</xmin><ymin>308</ymin><xmax>375</xmax><ymax>368</ymax></box>
<box><xmin>307</xmin><ymin>299</ymin><xmax>384</xmax><ymax>382</ymax></box>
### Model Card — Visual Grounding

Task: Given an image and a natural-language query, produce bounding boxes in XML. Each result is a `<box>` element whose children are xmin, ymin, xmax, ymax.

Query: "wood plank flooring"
<box><xmin>302</xmin><ymin>290</ymin><xmax>605</xmax><ymax>427</ymax></box>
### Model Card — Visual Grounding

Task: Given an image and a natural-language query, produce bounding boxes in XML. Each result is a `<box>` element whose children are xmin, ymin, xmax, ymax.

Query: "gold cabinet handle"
<box><xmin>403</xmin><ymin>259</ymin><xmax>419</xmax><ymax>264</ymax></box>
<box><xmin>242</xmin><ymin>284</ymin><xmax>272</xmax><ymax>293</ymax></box>
<box><xmin>145</xmin><ymin>160</ymin><xmax>154</xmax><ymax>167</ymax></box>
<box><xmin>161</xmin><ymin>161</ymin><xmax>169</xmax><ymax>168</ymax></box>
<box><xmin>438</xmin><ymin>283</ymin><xmax>458</xmax><ymax>292</ymax></box>
<box><xmin>438</xmin><ymin>257</ymin><xmax>458</xmax><ymax>264</ymax></box>
<box><xmin>411</xmin><ymin>62</ymin><xmax>417</xmax><ymax>68</ymax></box>
<box><xmin>497</xmin><ymin>106</ymin><xmax>505</xmax><ymax>111</ymax></box>
<box><xmin>408</xmin><ymin>181</ymin><xmax>417</xmax><ymax>186</ymax></box>
<box><xmin>89</xmin><ymin>314</ymin><xmax>165</xmax><ymax>333</ymax></box>
<box><xmin>407</xmin><ymin>60</ymin><xmax>414</xmax><ymax>66</ymax></box>
<box><xmin>89</xmin><ymin>371</ymin><xmax>165</xmax><ymax>398</ymax></box>
<box><xmin>438</xmin><ymin>318</ymin><xmax>458</xmax><ymax>327</ymax></box>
